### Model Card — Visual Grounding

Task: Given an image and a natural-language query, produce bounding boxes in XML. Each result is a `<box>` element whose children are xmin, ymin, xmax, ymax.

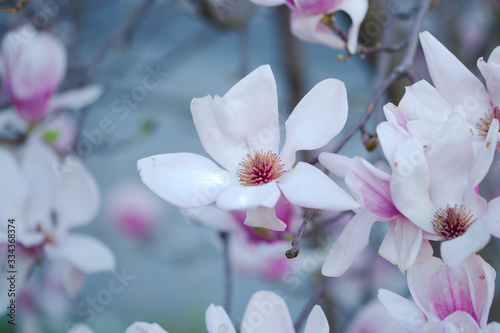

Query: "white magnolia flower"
<box><xmin>138</xmin><ymin>65</ymin><xmax>358</xmax><ymax>231</ymax></box>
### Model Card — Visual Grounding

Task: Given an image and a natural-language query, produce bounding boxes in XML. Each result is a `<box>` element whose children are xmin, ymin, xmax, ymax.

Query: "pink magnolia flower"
<box><xmin>319</xmin><ymin>153</ymin><xmax>430</xmax><ymax>276</ymax></box>
<box><xmin>378</xmin><ymin>254</ymin><xmax>499</xmax><ymax>333</ymax></box>
<box><xmin>1</xmin><ymin>24</ymin><xmax>103</xmax><ymax>123</ymax></box>
<box><xmin>251</xmin><ymin>0</ymin><xmax>368</xmax><ymax>54</ymax></box>
<box><xmin>419</xmin><ymin>31</ymin><xmax>500</xmax><ymax>148</ymax></box>
<box><xmin>138</xmin><ymin>65</ymin><xmax>358</xmax><ymax>231</ymax></box>
<box><xmin>345</xmin><ymin>300</ymin><xmax>409</xmax><ymax>333</ymax></box>
<box><xmin>0</xmin><ymin>139</ymin><xmax>115</xmax><ymax>312</ymax></box>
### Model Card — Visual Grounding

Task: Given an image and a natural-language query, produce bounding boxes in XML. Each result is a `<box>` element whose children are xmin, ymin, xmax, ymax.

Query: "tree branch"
<box><xmin>294</xmin><ymin>276</ymin><xmax>330</xmax><ymax>331</ymax></box>
<box><xmin>285</xmin><ymin>209</ymin><xmax>315</xmax><ymax>259</ymax></box>
<box><xmin>220</xmin><ymin>231</ymin><xmax>232</xmax><ymax>316</ymax></box>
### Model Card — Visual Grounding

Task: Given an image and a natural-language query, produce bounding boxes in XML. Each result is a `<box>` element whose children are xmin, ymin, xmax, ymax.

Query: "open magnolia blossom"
<box><xmin>0</xmin><ymin>138</ymin><xmax>115</xmax><ymax>311</ymax></box>
<box><xmin>249</xmin><ymin>0</ymin><xmax>368</xmax><ymax>54</ymax></box>
<box><xmin>1</xmin><ymin>24</ymin><xmax>103</xmax><ymax>123</ymax></box>
<box><xmin>127</xmin><ymin>290</ymin><xmax>328</xmax><ymax>333</ymax></box>
<box><xmin>345</xmin><ymin>300</ymin><xmax>408</xmax><ymax>333</ymax></box>
<box><xmin>378</xmin><ymin>253</ymin><xmax>499</xmax><ymax>333</ymax></box>
<box><xmin>419</xmin><ymin>31</ymin><xmax>500</xmax><ymax>149</ymax></box>
<box><xmin>318</xmin><ymin>153</ymin><xmax>430</xmax><ymax>276</ymax></box>
<box><xmin>138</xmin><ymin>65</ymin><xmax>358</xmax><ymax>231</ymax></box>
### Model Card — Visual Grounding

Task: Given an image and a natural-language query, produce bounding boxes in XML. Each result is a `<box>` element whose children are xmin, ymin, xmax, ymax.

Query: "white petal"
<box><xmin>244</xmin><ymin>206</ymin><xmax>287</xmax><ymax>231</ymax></box>
<box><xmin>183</xmin><ymin>205</ymin><xmax>241</xmax><ymax>232</ymax></box>
<box><xmin>137</xmin><ymin>153</ymin><xmax>232</xmax><ymax>208</ymax></box>
<box><xmin>241</xmin><ymin>291</ymin><xmax>294</xmax><ymax>333</ymax></box>
<box><xmin>333</xmin><ymin>0</ymin><xmax>369</xmax><ymax>54</ymax></box>
<box><xmin>280</xmin><ymin>79</ymin><xmax>348</xmax><ymax>169</ymax></box>
<box><xmin>322</xmin><ymin>213</ymin><xmax>377</xmax><ymax>277</ymax></box>
<box><xmin>205</xmin><ymin>304</ymin><xmax>237</xmax><ymax>333</ymax></box>
<box><xmin>191</xmin><ymin>65</ymin><xmax>280</xmax><ymax>172</ymax></box>
<box><xmin>45</xmin><ymin>233</ymin><xmax>116</xmax><ymax>274</ymax></box>
<box><xmin>63</xmin><ymin>266</ymin><xmax>86</xmax><ymax>298</ymax></box>
<box><xmin>304</xmin><ymin>305</ymin><xmax>329</xmax><ymax>333</ymax></box>
<box><xmin>248</xmin><ymin>0</ymin><xmax>284</xmax><ymax>5</ymax></box>
<box><xmin>68</xmin><ymin>323</ymin><xmax>95</xmax><ymax>333</ymax></box>
<box><xmin>378</xmin><ymin>289</ymin><xmax>427</xmax><ymax>333</ymax></box>
<box><xmin>48</xmin><ymin>84</ymin><xmax>103</xmax><ymax>111</ymax></box>
<box><xmin>480</xmin><ymin>322</ymin><xmax>500</xmax><ymax>333</ymax></box>
<box><xmin>318</xmin><ymin>152</ymin><xmax>353</xmax><ymax>179</ymax></box>
<box><xmin>290</xmin><ymin>12</ymin><xmax>345</xmax><ymax>50</ymax></box>
<box><xmin>125</xmin><ymin>322</ymin><xmax>168</xmax><ymax>333</ymax></box>
<box><xmin>390</xmin><ymin>138</ymin><xmax>435</xmax><ymax>233</ymax></box>
<box><xmin>419</xmin><ymin>31</ymin><xmax>490</xmax><ymax>122</ymax></box>
<box><xmin>279</xmin><ymin>162</ymin><xmax>359</xmax><ymax>211</ymax></box>
<box><xmin>376</xmin><ymin>122</ymin><xmax>410</xmax><ymax>167</ymax></box>
<box><xmin>0</xmin><ymin>147</ymin><xmax>27</xmax><ymax>224</ymax></box>
<box><xmin>56</xmin><ymin>157</ymin><xmax>100</xmax><ymax>229</ymax></box>
<box><xmin>216</xmin><ymin>182</ymin><xmax>281</xmax><ymax>210</ymax></box>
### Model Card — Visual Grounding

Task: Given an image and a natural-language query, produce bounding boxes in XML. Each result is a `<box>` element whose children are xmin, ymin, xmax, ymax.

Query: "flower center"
<box><xmin>236</xmin><ymin>150</ymin><xmax>285</xmax><ymax>187</ymax></box>
<box><xmin>431</xmin><ymin>204</ymin><xmax>477</xmax><ymax>240</ymax></box>
<box><xmin>476</xmin><ymin>105</ymin><xmax>500</xmax><ymax>137</ymax></box>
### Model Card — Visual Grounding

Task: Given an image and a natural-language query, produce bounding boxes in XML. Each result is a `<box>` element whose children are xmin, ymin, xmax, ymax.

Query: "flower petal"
<box><xmin>137</xmin><ymin>153</ymin><xmax>232</xmax><ymax>208</ymax></box>
<box><xmin>125</xmin><ymin>322</ymin><xmax>168</xmax><ymax>333</ymax></box>
<box><xmin>205</xmin><ymin>304</ymin><xmax>237</xmax><ymax>333</ymax></box>
<box><xmin>191</xmin><ymin>65</ymin><xmax>280</xmax><ymax>172</ymax></box>
<box><xmin>378</xmin><ymin>289</ymin><xmax>427</xmax><ymax>333</ymax></box>
<box><xmin>241</xmin><ymin>291</ymin><xmax>294</xmax><ymax>333</ymax></box>
<box><xmin>419</xmin><ymin>31</ymin><xmax>490</xmax><ymax>124</ymax></box>
<box><xmin>376</xmin><ymin>121</ymin><xmax>410</xmax><ymax>167</ymax></box>
<box><xmin>48</xmin><ymin>84</ymin><xmax>103</xmax><ymax>111</ymax></box>
<box><xmin>45</xmin><ymin>233</ymin><xmax>115</xmax><ymax>274</ymax></box>
<box><xmin>304</xmin><ymin>305</ymin><xmax>329</xmax><ymax>333</ymax></box>
<box><xmin>279</xmin><ymin>78</ymin><xmax>348</xmax><ymax>169</ymax></box>
<box><xmin>407</xmin><ymin>256</ymin><xmax>444</xmax><ymax>313</ymax></box>
<box><xmin>477</xmin><ymin>46</ymin><xmax>500</xmax><ymax>108</ymax></box>
<box><xmin>0</xmin><ymin>147</ymin><xmax>27</xmax><ymax>226</ymax></box>
<box><xmin>332</xmin><ymin>0</ymin><xmax>369</xmax><ymax>54</ymax></box>
<box><xmin>279</xmin><ymin>162</ymin><xmax>359</xmax><ymax>211</ymax></box>
<box><xmin>216</xmin><ymin>182</ymin><xmax>281</xmax><ymax>210</ymax></box>
<box><xmin>290</xmin><ymin>12</ymin><xmax>346</xmax><ymax>51</ymax></box>
<box><xmin>318</xmin><ymin>152</ymin><xmax>353</xmax><ymax>179</ymax></box>
<box><xmin>244</xmin><ymin>206</ymin><xmax>287</xmax><ymax>231</ymax></box>
<box><xmin>322</xmin><ymin>213</ymin><xmax>377</xmax><ymax>277</ymax></box>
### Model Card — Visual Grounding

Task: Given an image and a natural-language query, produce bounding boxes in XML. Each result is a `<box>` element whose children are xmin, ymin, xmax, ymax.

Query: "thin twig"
<box><xmin>293</xmin><ymin>276</ymin><xmax>330</xmax><ymax>331</ymax></box>
<box><xmin>309</xmin><ymin>0</ymin><xmax>431</xmax><ymax>163</ymax></box>
<box><xmin>358</xmin><ymin>39</ymin><xmax>408</xmax><ymax>55</ymax></box>
<box><xmin>285</xmin><ymin>209</ymin><xmax>315</xmax><ymax>259</ymax></box>
<box><xmin>220</xmin><ymin>231</ymin><xmax>232</xmax><ymax>316</ymax></box>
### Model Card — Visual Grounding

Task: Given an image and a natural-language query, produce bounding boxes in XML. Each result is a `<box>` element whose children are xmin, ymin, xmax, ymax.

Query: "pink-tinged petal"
<box><xmin>278</xmin><ymin>162</ymin><xmax>359</xmax><ymax>211</ymax></box>
<box><xmin>480</xmin><ymin>322</ymin><xmax>500</xmax><ymax>333</ymax></box>
<box><xmin>137</xmin><ymin>153</ymin><xmax>232</xmax><ymax>208</ymax></box>
<box><xmin>249</xmin><ymin>0</ymin><xmax>285</xmax><ymax>5</ymax></box>
<box><xmin>0</xmin><ymin>147</ymin><xmax>28</xmax><ymax>224</ymax></box>
<box><xmin>427</xmin><ymin>264</ymin><xmax>478</xmax><ymax>324</ymax></box>
<box><xmin>48</xmin><ymin>85</ymin><xmax>103</xmax><ymax>111</ymax></box>
<box><xmin>378</xmin><ymin>289</ymin><xmax>427</xmax><ymax>332</ymax></box>
<box><xmin>332</xmin><ymin>0</ymin><xmax>369</xmax><ymax>54</ymax></box>
<box><xmin>192</xmin><ymin>65</ymin><xmax>280</xmax><ymax>173</ymax></box>
<box><xmin>322</xmin><ymin>213</ymin><xmax>377</xmax><ymax>277</ymax></box>
<box><xmin>345</xmin><ymin>301</ymin><xmax>408</xmax><ymax>333</ymax></box>
<box><xmin>216</xmin><ymin>181</ymin><xmax>281</xmax><ymax>210</ymax></box>
<box><xmin>378</xmin><ymin>216</ymin><xmax>422</xmax><ymax>273</ymax></box>
<box><xmin>390</xmin><ymin>138</ymin><xmax>435</xmax><ymax>233</ymax></box>
<box><xmin>419</xmin><ymin>31</ymin><xmax>490</xmax><ymax>124</ymax></box>
<box><xmin>56</xmin><ymin>158</ymin><xmax>100</xmax><ymax>229</ymax></box>
<box><xmin>280</xmin><ymin>79</ymin><xmax>348</xmax><ymax>169</ymax></box>
<box><xmin>244</xmin><ymin>206</ymin><xmax>287</xmax><ymax>231</ymax></box>
<box><xmin>376</xmin><ymin>122</ymin><xmax>410</xmax><ymax>167</ymax></box>
<box><xmin>461</xmin><ymin>254</ymin><xmax>496</xmax><ymax>327</ymax></box>
<box><xmin>318</xmin><ymin>152</ymin><xmax>353</xmax><ymax>179</ymax></box>
<box><xmin>63</xmin><ymin>266</ymin><xmax>86</xmax><ymax>298</ymax></box>
<box><xmin>383</xmin><ymin>103</ymin><xmax>407</xmax><ymax>128</ymax></box>
<box><xmin>440</xmin><ymin>219</ymin><xmax>491</xmax><ymax>269</ymax></box>
<box><xmin>205</xmin><ymin>304</ymin><xmax>237</xmax><ymax>333</ymax></box>
<box><xmin>125</xmin><ymin>322</ymin><xmax>169</xmax><ymax>333</ymax></box>
<box><xmin>398</xmin><ymin>80</ymin><xmax>452</xmax><ymax>123</ymax></box>
<box><xmin>477</xmin><ymin>46</ymin><xmax>500</xmax><ymax>108</ymax></box>
<box><xmin>436</xmin><ymin>312</ymin><xmax>480</xmax><ymax>332</ymax></box>
<box><xmin>2</xmin><ymin>28</ymin><xmax>66</xmax><ymax>122</ymax></box>
<box><xmin>290</xmin><ymin>12</ymin><xmax>346</xmax><ymax>51</ymax></box>
<box><xmin>345</xmin><ymin>157</ymin><xmax>399</xmax><ymax>219</ymax></box>
<box><xmin>45</xmin><ymin>233</ymin><xmax>115</xmax><ymax>274</ymax></box>
<box><xmin>241</xmin><ymin>291</ymin><xmax>294</xmax><ymax>333</ymax></box>
<box><xmin>407</xmin><ymin>256</ymin><xmax>443</xmax><ymax>313</ymax></box>
<box><xmin>304</xmin><ymin>305</ymin><xmax>329</xmax><ymax>333</ymax></box>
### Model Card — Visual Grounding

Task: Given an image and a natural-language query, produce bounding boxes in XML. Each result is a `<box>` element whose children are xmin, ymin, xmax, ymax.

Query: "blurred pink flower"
<box><xmin>1</xmin><ymin>24</ymin><xmax>103</xmax><ymax>123</ymax></box>
<box><xmin>379</xmin><ymin>254</ymin><xmax>498</xmax><ymax>332</ymax></box>
<box><xmin>107</xmin><ymin>181</ymin><xmax>162</xmax><ymax>240</ymax></box>
<box><xmin>345</xmin><ymin>300</ymin><xmax>408</xmax><ymax>333</ymax></box>
<box><xmin>138</xmin><ymin>65</ymin><xmax>358</xmax><ymax>231</ymax></box>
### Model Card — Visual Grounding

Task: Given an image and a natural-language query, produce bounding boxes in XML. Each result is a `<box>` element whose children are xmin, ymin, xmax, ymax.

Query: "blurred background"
<box><xmin>1</xmin><ymin>0</ymin><xmax>500</xmax><ymax>331</ymax></box>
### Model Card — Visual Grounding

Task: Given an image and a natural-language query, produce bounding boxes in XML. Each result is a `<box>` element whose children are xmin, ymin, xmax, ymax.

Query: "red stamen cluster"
<box><xmin>236</xmin><ymin>150</ymin><xmax>285</xmax><ymax>187</ymax></box>
<box><xmin>432</xmin><ymin>204</ymin><xmax>476</xmax><ymax>240</ymax></box>
<box><xmin>477</xmin><ymin>105</ymin><xmax>500</xmax><ymax>137</ymax></box>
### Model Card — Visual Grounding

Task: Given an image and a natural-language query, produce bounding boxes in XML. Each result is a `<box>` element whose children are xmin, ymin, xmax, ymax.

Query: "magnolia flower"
<box><xmin>138</xmin><ymin>65</ymin><xmax>358</xmax><ymax>231</ymax></box>
<box><xmin>378</xmin><ymin>107</ymin><xmax>500</xmax><ymax>268</ymax></box>
<box><xmin>419</xmin><ymin>31</ymin><xmax>500</xmax><ymax>148</ymax></box>
<box><xmin>319</xmin><ymin>153</ymin><xmax>429</xmax><ymax>276</ymax></box>
<box><xmin>1</xmin><ymin>24</ymin><xmax>103</xmax><ymax>123</ymax></box>
<box><xmin>378</xmin><ymin>254</ymin><xmax>499</xmax><ymax>333</ymax></box>
<box><xmin>129</xmin><ymin>290</ymin><xmax>328</xmax><ymax>332</ymax></box>
<box><xmin>344</xmin><ymin>300</ymin><xmax>408</xmax><ymax>333</ymax></box>
<box><xmin>250</xmin><ymin>0</ymin><xmax>368</xmax><ymax>54</ymax></box>
<box><xmin>0</xmin><ymin>139</ymin><xmax>115</xmax><ymax>312</ymax></box>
